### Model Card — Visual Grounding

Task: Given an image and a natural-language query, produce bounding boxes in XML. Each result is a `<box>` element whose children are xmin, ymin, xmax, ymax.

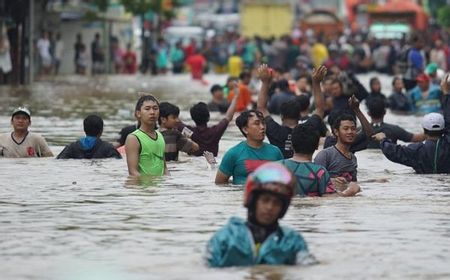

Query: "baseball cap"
<box><xmin>11</xmin><ymin>107</ymin><xmax>31</xmax><ymax>118</ymax></box>
<box><xmin>422</xmin><ymin>112</ymin><xmax>445</xmax><ymax>131</ymax></box>
<box><xmin>416</xmin><ymin>73</ymin><xmax>430</xmax><ymax>83</ymax></box>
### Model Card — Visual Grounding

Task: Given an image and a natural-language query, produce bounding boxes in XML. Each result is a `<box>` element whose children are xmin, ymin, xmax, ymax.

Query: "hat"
<box><xmin>11</xmin><ymin>107</ymin><xmax>31</xmax><ymax>118</ymax></box>
<box><xmin>416</xmin><ymin>73</ymin><xmax>430</xmax><ymax>83</ymax></box>
<box><xmin>422</xmin><ymin>112</ymin><xmax>445</xmax><ymax>131</ymax></box>
<box><xmin>425</xmin><ymin>63</ymin><xmax>438</xmax><ymax>74</ymax></box>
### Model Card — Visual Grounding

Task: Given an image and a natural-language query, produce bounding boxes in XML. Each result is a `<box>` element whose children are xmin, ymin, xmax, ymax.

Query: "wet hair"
<box><xmin>117</xmin><ymin>124</ymin><xmax>138</xmax><ymax>146</ymax></box>
<box><xmin>392</xmin><ymin>76</ymin><xmax>402</xmax><ymax>86</ymax></box>
<box><xmin>226</xmin><ymin>76</ymin><xmax>238</xmax><ymax>84</ymax></box>
<box><xmin>239</xmin><ymin>71</ymin><xmax>251</xmax><ymax>80</ymax></box>
<box><xmin>332</xmin><ymin>113</ymin><xmax>356</xmax><ymax>134</ymax></box>
<box><xmin>367</xmin><ymin>98</ymin><xmax>386</xmax><ymax>119</ymax></box>
<box><xmin>276</xmin><ymin>79</ymin><xmax>290</xmax><ymax>92</ymax></box>
<box><xmin>135</xmin><ymin>94</ymin><xmax>159</xmax><ymax>112</ymax></box>
<box><xmin>158</xmin><ymin>102</ymin><xmax>180</xmax><ymax>124</ymax></box>
<box><xmin>423</xmin><ymin>129</ymin><xmax>444</xmax><ymax>138</ymax></box>
<box><xmin>295</xmin><ymin>95</ymin><xmax>310</xmax><ymax>112</ymax></box>
<box><xmin>369</xmin><ymin>77</ymin><xmax>380</xmax><ymax>88</ymax></box>
<box><xmin>210</xmin><ymin>84</ymin><xmax>222</xmax><ymax>94</ymax></box>
<box><xmin>297</xmin><ymin>74</ymin><xmax>311</xmax><ymax>85</ymax></box>
<box><xmin>190</xmin><ymin>102</ymin><xmax>210</xmax><ymax>126</ymax></box>
<box><xmin>410</xmin><ymin>32</ymin><xmax>423</xmax><ymax>44</ymax></box>
<box><xmin>292</xmin><ymin>123</ymin><xmax>320</xmax><ymax>155</ymax></box>
<box><xmin>83</xmin><ymin>114</ymin><xmax>103</xmax><ymax>137</ymax></box>
<box><xmin>280</xmin><ymin>99</ymin><xmax>301</xmax><ymax>120</ymax></box>
<box><xmin>331</xmin><ymin>78</ymin><xmax>343</xmax><ymax>89</ymax></box>
<box><xmin>235</xmin><ymin>109</ymin><xmax>264</xmax><ymax>138</ymax></box>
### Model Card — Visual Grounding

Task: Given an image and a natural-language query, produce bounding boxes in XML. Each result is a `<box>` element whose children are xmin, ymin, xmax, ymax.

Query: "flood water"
<box><xmin>0</xmin><ymin>73</ymin><xmax>449</xmax><ymax>280</ymax></box>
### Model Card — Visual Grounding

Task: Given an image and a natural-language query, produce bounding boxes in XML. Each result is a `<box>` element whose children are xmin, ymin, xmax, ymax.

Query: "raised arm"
<box><xmin>441</xmin><ymin>74</ymin><xmax>450</xmax><ymax>131</ymax></box>
<box><xmin>349</xmin><ymin>95</ymin><xmax>374</xmax><ymax>137</ymax></box>
<box><xmin>349</xmin><ymin>72</ymin><xmax>369</xmax><ymax>101</ymax></box>
<box><xmin>311</xmin><ymin>65</ymin><xmax>327</xmax><ymax>119</ymax></box>
<box><xmin>224</xmin><ymin>81</ymin><xmax>240</xmax><ymax>122</ymax></box>
<box><xmin>256</xmin><ymin>64</ymin><xmax>273</xmax><ymax>117</ymax></box>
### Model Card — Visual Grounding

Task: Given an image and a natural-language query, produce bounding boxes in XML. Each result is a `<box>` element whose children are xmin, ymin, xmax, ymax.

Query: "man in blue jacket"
<box><xmin>57</xmin><ymin>115</ymin><xmax>121</xmax><ymax>159</ymax></box>
<box><xmin>206</xmin><ymin>162</ymin><xmax>317</xmax><ymax>267</ymax></box>
<box><xmin>373</xmin><ymin>74</ymin><xmax>450</xmax><ymax>174</ymax></box>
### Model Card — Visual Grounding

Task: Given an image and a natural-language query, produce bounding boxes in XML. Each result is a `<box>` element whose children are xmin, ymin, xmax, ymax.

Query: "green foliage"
<box><xmin>120</xmin><ymin>0</ymin><xmax>154</xmax><ymax>15</ymax></box>
<box><xmin>92</xmin><ymin>0</ymin><xmax>109</xmax><ymax>12</ymax></box>
<box><xmin>120</xmin><ymin>0</ymin><xmax>180</xmax><ymax>17</ymax></box>
<box><xmin>437</xmin><ymin>5</ymin><xmax>450</xmax><ymax>27</ymax></box>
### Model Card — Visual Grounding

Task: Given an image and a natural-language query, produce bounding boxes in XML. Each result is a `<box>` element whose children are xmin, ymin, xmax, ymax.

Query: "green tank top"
<box><xmin>132</xmin><ymin>129</ymin><xmax>165</xmax><ymax>176</ymax></box>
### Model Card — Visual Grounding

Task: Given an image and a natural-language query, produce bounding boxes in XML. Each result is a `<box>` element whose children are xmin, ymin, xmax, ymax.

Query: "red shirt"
<box><xmin>186</xmin><ymin>54</ymin><xmax>206</xmax><ymax>79</ymax></box>
<box><xmin>122</xmin><ymin>51</ymin><xmax>137</xmax><ymax>74</ymax></box>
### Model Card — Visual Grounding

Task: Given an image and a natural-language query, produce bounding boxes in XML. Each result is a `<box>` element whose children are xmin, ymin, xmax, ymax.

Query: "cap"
<box><xmin>422</xmin><ymin>112</ymin><xmax>445</xmax><ymax>131</ymax></box>
<box><xmin>416</xmin><ymin>73</ymin><xmax>430</xmax><ymax>83</ymax></box>
<box><xmin>11</xmin><ymin>107</ymin><xmax>31</xmax><ymax>118</ymax></box>
<box><xmin>425</xmin><ymin>63</ymin><xmax>438</xmax><ymax>74</ymax></box>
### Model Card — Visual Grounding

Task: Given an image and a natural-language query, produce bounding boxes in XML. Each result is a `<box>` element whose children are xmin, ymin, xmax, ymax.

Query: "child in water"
<box><xmin>205</xmin><ymin>162</ymin><xmax>317</xmax><ymax>267</ymax></box>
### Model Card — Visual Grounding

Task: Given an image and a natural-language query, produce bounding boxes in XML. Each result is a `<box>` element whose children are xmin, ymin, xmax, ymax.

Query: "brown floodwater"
<box><xmin>0</xmin><ymin>73</ymin><xmax>449</xmax><ymax>279</ymax></box>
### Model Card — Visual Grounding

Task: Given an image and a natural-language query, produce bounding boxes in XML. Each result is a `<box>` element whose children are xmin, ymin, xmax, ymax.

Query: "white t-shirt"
<box><xmin>37</xmin><ymin>38</ymin><xmax>51</xmax><ymax>60</ymax></box>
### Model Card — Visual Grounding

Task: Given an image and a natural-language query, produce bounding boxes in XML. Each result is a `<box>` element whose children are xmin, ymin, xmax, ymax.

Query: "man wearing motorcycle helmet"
<box><xmin>206</xmin><ymin>162</ymin><xmax>317</xmax><ymax>267</ymax></box>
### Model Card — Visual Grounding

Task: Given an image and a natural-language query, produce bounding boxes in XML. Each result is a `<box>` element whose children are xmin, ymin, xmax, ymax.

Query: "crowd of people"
<box><xmin>35</xmin><ymin>31</ymin><xmax>138</xmax><ymax>76</ymax></box>
<box><xmin>2</xmin><ymin>58</ymin><xmax>450</xmax><ymax>266</ymax></box>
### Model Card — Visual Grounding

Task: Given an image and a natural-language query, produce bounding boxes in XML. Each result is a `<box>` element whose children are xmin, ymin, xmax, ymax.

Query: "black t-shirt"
<box><xmin>57</xmin><ymin>139</ymin><xmax>121</xmax><ymax>159</ymax></box>
<box><xmin>265</xmin><ymin>114</ymin><xmax>327</xmax><ymax>159</ymax></box>
<box><xmin>117</xmin><ymin>125</ymin><xmax>138</xmax><ymax>146</ymax></box>
<box><xmin>367</xmin><ymin>122</ymin><xmax>413</xmax><ymax>149</ymax></box>
<box><xmin>265</xmin><ymin>116</ymin><xmax>293</xmax><ymax>159</ymax></box>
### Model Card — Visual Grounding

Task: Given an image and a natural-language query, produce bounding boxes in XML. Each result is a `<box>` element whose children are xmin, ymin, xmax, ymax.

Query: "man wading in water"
<box><xmin>0</xmin><ymin>107</ymin><xmax>53</xmax><ymax>158</ymax></box>
<box><xmin>206</xmin><ymin>162</ymin><xmax>317</xmax><ymax>267</ymax></box>
<box><xmin>125</xmin><ymin>95</ymin><xmax>168</xmax><ymax>176</ymax></box>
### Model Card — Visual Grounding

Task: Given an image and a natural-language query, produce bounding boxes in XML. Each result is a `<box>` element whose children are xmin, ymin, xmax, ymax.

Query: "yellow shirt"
<box><xmin>228</xmin><ymin>55</ymin><xmax>243</xmax><ymax>77</ymax></box>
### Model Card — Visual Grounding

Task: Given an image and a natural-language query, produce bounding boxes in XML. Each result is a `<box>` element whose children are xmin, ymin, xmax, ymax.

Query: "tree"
<box><xmin>437</xmin><ymin>5</ymin><xmax>450</xmax><ymax>28</ymax></box>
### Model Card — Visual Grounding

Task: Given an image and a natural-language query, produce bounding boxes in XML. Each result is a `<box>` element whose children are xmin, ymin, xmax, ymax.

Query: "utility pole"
<box><xmin>28</xmin><ymin>0</ymin><xmax>34</xmax><ymax>84</ymax></box>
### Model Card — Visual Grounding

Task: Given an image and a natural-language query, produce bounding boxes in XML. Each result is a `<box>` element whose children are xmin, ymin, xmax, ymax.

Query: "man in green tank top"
<box><xmin>125</xmin><ymin>95</ymin><xmax>167</xmax><ymax>176</ymax></box>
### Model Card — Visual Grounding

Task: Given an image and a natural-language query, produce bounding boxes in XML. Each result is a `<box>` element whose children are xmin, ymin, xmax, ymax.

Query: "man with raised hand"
<box><xmin>257</xmin><ymin>64</ymin><xmax>328</xmax><ymax>158</ymax></box>
<box><xmin>373</xmin><ymin>74</ymin><xmax>450</xmax><ymax>174</ymax></box>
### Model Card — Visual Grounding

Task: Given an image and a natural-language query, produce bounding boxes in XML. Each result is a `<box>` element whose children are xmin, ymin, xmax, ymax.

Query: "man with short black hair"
<box><xmin>257</xmin><ymin>64</ymin><xmax>328</xmax><ymax>158</ymax></box>
<box><xmin>178</xmin><ymin>88</ymin><xmax>240</xmax><ymax>157</ymax></box>
<box><xmin>366</xmin><ymin>98</ymin><xmax>424</xmax><ymax>149</ymax></box>
<box><xmin>158</xmin><ymin>102</ymin><xmax>199</xmax><ymax>161</ymax></box>
<box><xmin>215</xmin><ymin>110</ymin><xmax>283</xmax><ymax>185</ymax></box>
<box><xmin>314</xmin><ymin>113</ymin><xmax>361</xmax><ymax>193</ymax></box>
<box><xmin>57</xmin><ymin>115</ymin><xmax>121</xmax><ymax>159</ymax></box>
<box><xmin>207</xmin><ymin>84</ymin><xmax>229</xmax><ymax>113</ymax></box>
<box><xmin>0</xmin><ymin>107</ymin><xmax>53</xmax><ymax>158</ymax></box>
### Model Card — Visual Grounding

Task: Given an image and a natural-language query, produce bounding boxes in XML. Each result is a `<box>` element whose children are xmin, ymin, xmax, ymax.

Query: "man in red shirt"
<box><xmin>186</xmin><ymin>49</ymin><xmax>206</xmax><ymax>82</ymax></box>
<box><xmin>122</xmin><ymin>43</ymin><xmax>137</xmax><ymax>74</ymax></box>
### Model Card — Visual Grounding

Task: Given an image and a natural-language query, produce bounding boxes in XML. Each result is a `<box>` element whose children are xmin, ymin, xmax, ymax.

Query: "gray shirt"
<box><xmin>314</xmin><ymin>146</ymin><xmax>358</xmax><ymax>182</ymax></box>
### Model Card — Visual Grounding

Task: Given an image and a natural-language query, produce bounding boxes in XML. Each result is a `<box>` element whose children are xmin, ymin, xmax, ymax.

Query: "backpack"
<box><xmin>396</xmin><ymin>46</ymin><xmax>411</xmax><ymax>74</ymax></box>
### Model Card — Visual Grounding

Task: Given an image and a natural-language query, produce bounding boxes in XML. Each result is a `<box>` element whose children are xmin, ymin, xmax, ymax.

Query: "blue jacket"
<box><xmin>380</xmin><ymin>95</ymin><xmax>450</xmax><ymax>174</ymax></box>
<box><xmin>205</xmin><ymin>217</ymin><xmax>313</xmax><ymax>267</ymax></box>
<box><xmin>409</xmin><ymin>85</ymin><xmax>442</xmax><ymax>114</ymax></box>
